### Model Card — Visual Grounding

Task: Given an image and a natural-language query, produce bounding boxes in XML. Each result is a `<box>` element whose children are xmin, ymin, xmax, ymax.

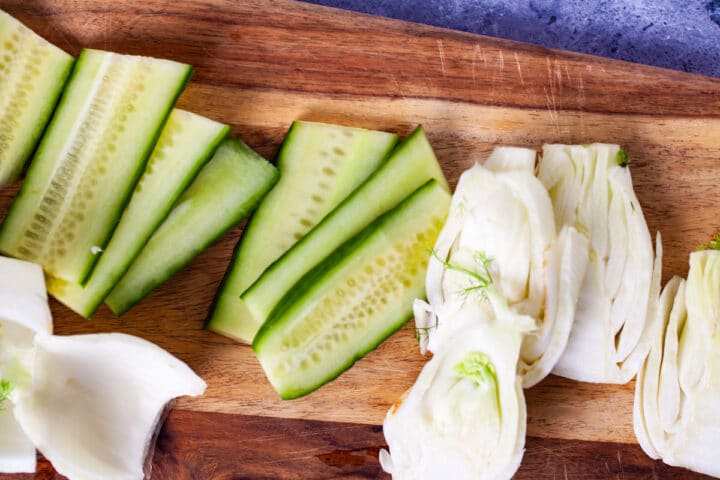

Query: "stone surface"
<box><xmin>302</xmin><ymin>0</ymin><xmax>720</xmax><ymax>78</ymax></box>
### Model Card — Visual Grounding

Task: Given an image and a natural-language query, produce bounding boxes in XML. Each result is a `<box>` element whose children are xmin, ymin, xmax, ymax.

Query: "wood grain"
<box><xmin>8</xmin><ymin>411</ymin><xmax>714</xmax><ymax>480</ymax></box>
<box><xmin>1</xmin><ymin>0</ymin><xmax>719</xmax><ymax>478</ymax></box>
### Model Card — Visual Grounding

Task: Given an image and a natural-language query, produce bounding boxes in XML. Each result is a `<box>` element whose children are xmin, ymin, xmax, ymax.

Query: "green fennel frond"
<box><xmin>414</xmin><ymin>324</ymin><xmax>437</xmax><ymax>343</ymax></box>
<box><xmin>697</xmin><ymin>233</ymin><xmax>720</xmax><ymax>251</ymax></box>
<box><xmin>0</xmin><ymin>379</ymin><xmax>13</xmax><ymax>411</ymax></box>
<box><xmin>616</xmin><ymin>150</ymin><xmax>629</xmax><ymax>167</ymax></box>
<box><xmin>429</xmin><ymin>249</ymin><xmax>495</xmax><ymax>301</ymax></box>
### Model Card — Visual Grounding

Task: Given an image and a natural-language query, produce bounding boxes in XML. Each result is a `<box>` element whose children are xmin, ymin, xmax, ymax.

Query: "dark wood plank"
<box><xmin>3</xmin><ymin>411</ymin><xmax>712</xmax><ymax>479</ymax></box>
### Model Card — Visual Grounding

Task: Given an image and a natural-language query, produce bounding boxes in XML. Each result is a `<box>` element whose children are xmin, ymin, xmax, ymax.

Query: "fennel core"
<box><xmin>454</xmin><ymin>351</ymin><xmax>500</xmax><ymax>410</ymax></box>
<box><xmin>454</xmin><ymin>352</ymin><xmax>497</xmax><ymax>388</ymax></box>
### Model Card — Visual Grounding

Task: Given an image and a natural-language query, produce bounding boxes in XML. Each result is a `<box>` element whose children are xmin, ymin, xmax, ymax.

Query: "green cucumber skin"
<box><xmin>253</xmin><ymin>180</ymin><xmax>450</xmax><ymax>400</ymax></box>
<box><xmin>0</xmin><ymin>50</ymin><xmax>85</xmax><ymax>219</ymax></box>
<box><xmin>204</xmin><ymin>122</ymin><xmax>301</xmax><ymax>317</ymax></box>
<box><xmin>49</xmin><ymin>113</ymin><xmax>230</xmax><ymax>318</ymax></box>
<box><xmin>105</xmin><ymin>138</ymin><xmax>279</xmax><ymax>315</ymax></box>
<box><xmin>280</xmin><ymin>310</ymin><xmax>414</xmax><ymax>400</ymax></box>
<box><xmin>205</xmin><ymin>121</ymin><xmax>399</xmax><ymax>341</ymax></box>
<box><xmin>276</xmin><ymin>121</ymin><xmax>300</xmax><ymax>170</ymax></box>
<box><xmin>78</xmin><ymin>59</ymin><xmax>193</xmax><ymax>285</ymax></box>
<box><xmin>230</xmin><ymin>121</ymin><xmax>398</xmax><ymax>291</ymax></box>
<box><xmin>204</xmin><ymin>122</ymin><xmax>298</xmax><ymax>330</ymax></box>
<box><xmin>0</xmin><ymin>49</ymin><xmax>193</xmax><ymax>285</ymax></box>
<box><xmin>0</xmin><ymin>56</ymin><xmax>75</xmax><ymax>184</ymax></box>
<box><xmin>0</xmin><ymin>11</ymin><xmax>75</xmax><ymax>184</ymax></box>
<box><xmin>237</xmin><ymin>125</ymin><xmax>448</xmax><ymax>342</ymax></box>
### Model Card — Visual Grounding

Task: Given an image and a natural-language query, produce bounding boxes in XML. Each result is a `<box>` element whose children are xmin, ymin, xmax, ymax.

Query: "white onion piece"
<box><xmin>421</xmin><ymin>147</ymin><xmax>584</xmax><ymax>386</ymax></box>
<box><xmin>634</xmin><ymin>251</ymin><xmax>720</xmax><ymax>477</ymax></box>
<box><xmin>539</xmin><ymin>144</ymin><xmax>659</xmax><ymax>384</ymax></box>
<box><xmin>382</xmin><ymin>301</ymin><xmax>534</xmax><ymax>480</ymax></box>
<box><xmin>13</xmin><ymin>333</ymin><xmax>206</xmax><ymax>480</ymax></box>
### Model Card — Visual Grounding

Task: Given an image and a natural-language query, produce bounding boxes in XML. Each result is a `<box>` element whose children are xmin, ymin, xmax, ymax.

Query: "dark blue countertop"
<box><xmin>302</xmin><ymin>0</ymin><xmax>720</xmax><ymax>78</ymax></box>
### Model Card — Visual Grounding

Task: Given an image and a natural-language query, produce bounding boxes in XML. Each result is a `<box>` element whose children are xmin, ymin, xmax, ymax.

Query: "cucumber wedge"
<box><xmin>0</xmin><ymin>49</ymin><xmax>191</xmax><ymax>284</ymax></box>
<box><xmin>206</xmin><ymin>122</ymin><xmax>398</xmax><ymax>340</ymax></box>
<box><xmin>254</xmin><ymin>180</ymin><xmax>451</xmax><ymax>399</ymax></box>
<box><xmin>47</xmin><ymin>110</ymin><xmax>229</xmax><ymax>317</ymax></box>
<box><xmin>208</xmin><ymin>125</ymin><xmax>448</xmax><ymax>343</ymax></box>
<box><xmin>0</xmin><ymin>10</ymin><xmax>74</xmax><ymax>184</ymax></box>
<box><xmin>105</xmin><ymin>138</ymin><xmax>278</xmax><ymax>315</ymax></box>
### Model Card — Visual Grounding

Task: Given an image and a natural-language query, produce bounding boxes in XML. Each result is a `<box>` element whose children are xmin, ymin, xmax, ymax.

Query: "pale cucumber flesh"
<box><xmin>254</xmin><ymin>180</ymin><xmax>450</xmax><ymax>399</ymax></box>
<box><xmin>213</xmin><ymin>125</ymin><xmax>448</xmax><ymax>344</ymax></box>
<box><xmin>105</xmin><ymin>138</ymin><xmax>278</xmax><ymax>315</ymax></box>
<box><xmin>47</xmin><ymin>109</ymin><xmax>229</xmax><ymax>317</ymax></box>
<box><xmin>206</xmin><ymin>121</ymin><xmax>398</xmax><ymax>342</ymax></box>
<box><xmin>0</xmin><ymin>48</ymin><xmax>191</xmax><ymax>284</ymax></box>
<box><xmin>0</xmin><ymin>11</ymin><xmax>74</xmax><ymax>184</ymax></box>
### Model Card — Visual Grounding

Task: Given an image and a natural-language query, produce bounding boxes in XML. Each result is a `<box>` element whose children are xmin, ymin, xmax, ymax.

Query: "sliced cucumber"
<box><xmin>0</xmin><ymin>10</ymin><xmax>74</xmax><ymax>184</ymax></box>
<box><xmin>208</xmin><ymin>125</ymin><xmax>448</xmax><ymax>343</ymax></box>
<box><xmin>105</xmin><ymin>138</ymin><xmax>278</xmax><ymax>315</ymax></box>
<box><xmin>0</xmin><ymin>49</ymin><xmax>191</xmax><ymax>284</ymax></box>
<box><xmin>254</xmin><ymin>180</ymin><xmax>450</xmax><ymax>399</ymax></box>
<box><xmin>206</xmin><ymin>122</ymin><xmax>398</xmax><ymax>341</ymax></box>
<box><xmin>47</xmin><ymin>110</ymin><xmax>229</xmax><ymax>318</ymax></box>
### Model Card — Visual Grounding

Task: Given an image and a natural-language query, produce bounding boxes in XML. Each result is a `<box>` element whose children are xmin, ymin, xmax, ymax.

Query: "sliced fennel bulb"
<box><xmin>418</xmin><ymin>147</ymin><xmax>588</xmax><ymax>387</ymax></box>
<box><xmin>538</xmin><ymin>144</ymin><xmax>660</xmax><ymax>384</ymax></box>
<box><xmin>0</xmin><ymin>402</ymin><xmax>35</xmax><ymax>474</ymax></box>
<box><xmin>0</xmin><ymin>256</ymin><xmax>52</xmax><ymax>345</ymax></box>
<box><xmin>0</xmin><ymin>255</ymin><xmax>207</xmax><ymax>479</ymax></box>
<box><xmin>382</xmin><ymin>293</ymin><xmax>534</xmax><ymax>480</ymax></box>
<box><xmin>0</xmin><ymin>256</ymin><xmax>52</xmax><ymax>473</ymax></box>
<box><xmin>634</xmin><ymin>250</ymin><xmax>720</xmax><ymax>477</ymax></box>
<box><xmin>14</xmin><ymin>333</ymin><xmax>206</xmax><ymax>480</ymax></box>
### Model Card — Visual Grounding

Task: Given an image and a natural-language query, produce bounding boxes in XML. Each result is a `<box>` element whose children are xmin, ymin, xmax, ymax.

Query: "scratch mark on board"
<box><xmin>202</xmin><ymin>45</ymin><xmax>222</xmax><ymax>63</ymax></box>
<box><xmin>544</xmin><ymin>85</ymin><xmax>560</xmax><ymax>135</ymax></box>
<box><xmin>547</xmin><ymin>58</ymin><xmax>563</xmax><ymax>92</ymax></box>
<box><xmin>472</xmin><ymin>44</ymin><xmax>481</xmax><ymax>85</ymax></box>
<box><xmin>564</xmin><ymin>64</ymin><xmax>572</xmax><ymax>86</ymax></box>
<box><xmin>103</xmin><ymin>10</ymin><xmax>107</xmax><ymax>50</ymax></box>
<box><xmin>390</xmin><ymin>73</ymin><xmax>407</xmax><ymax>99</ymax></box>
<box><xmin>437</xmin><ymin>39</ymin><xmax>447</xmax><ymax>79</ymax></box>
<box><xmin>544</xmin><ymin>56</ymin><xmax>575</xmax><ymax>135</ymax></box>
<box><xmin>546</xmin><ymin>57</ymin><xmax>553</xmax><ymax>83</ymax></box>
<box><xmin>489</xmin><ymin>49</ymin><xmax>504</xmax><ymax>102</ymax></box>
<box><xmin>514</xmin><ymin>52</ymin><xmax>525</xmax><ymax>86</ymax></box>
<box><xmin>556</xmin><ymin>61</ymin><xmax>563</xmax><ymax>90</ymax></box>
<box><xmin>577</xmin><ymin>73</ymin><xmax>587</xmax><ymax>137</ymax></box>
<box><xmin>47</xmin><ymin>18</ymin><xmax>75</xmax><ymax>52</ymax></box>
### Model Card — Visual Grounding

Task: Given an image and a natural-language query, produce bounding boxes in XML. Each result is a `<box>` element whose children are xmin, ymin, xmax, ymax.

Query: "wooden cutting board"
<box><xmin>2</xmin><ymin>0</ymin><xmax>720</xmax><ymax>478</ymax></box>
